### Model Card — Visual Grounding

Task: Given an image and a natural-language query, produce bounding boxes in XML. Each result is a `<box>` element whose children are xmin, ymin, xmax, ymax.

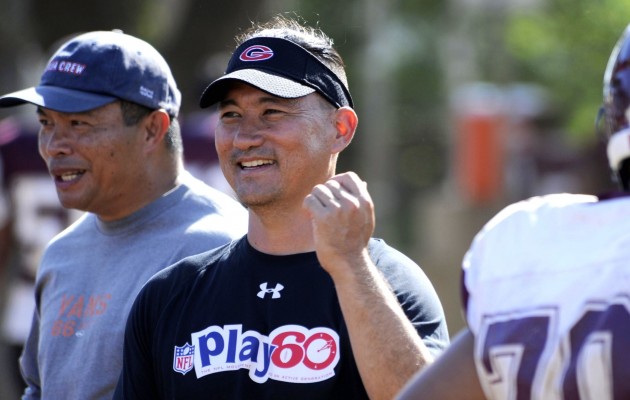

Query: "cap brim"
<box><xmin>199</xmin><ymin>69</ymin><xmax>316</xmax><ymax>108</ymax></box>
<box><xmin>0</xmin><ymin>86</ymin><xmax>118</xmax><ymax>112</ymax></box>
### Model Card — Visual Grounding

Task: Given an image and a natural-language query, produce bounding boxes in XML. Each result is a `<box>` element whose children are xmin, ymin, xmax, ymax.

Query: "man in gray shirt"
<box><xmin>0</xmin><ymin>30</ymin><xmax>247</xmax><ymax>399</ymax></box>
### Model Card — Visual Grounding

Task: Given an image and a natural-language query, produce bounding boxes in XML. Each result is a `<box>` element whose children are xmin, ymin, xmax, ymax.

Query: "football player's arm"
<box><xmin>304</xmin><ymin>172</ymin><xmax>434</xmax><ymax>400</ymax></box>
<box><xmin>395</xmin><ymin>329</ymin><xmax>486</xmax><ymax>400</ymax></box>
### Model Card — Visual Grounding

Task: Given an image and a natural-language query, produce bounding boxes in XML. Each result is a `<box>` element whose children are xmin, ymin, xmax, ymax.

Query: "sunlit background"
<box><xmin>1</xmin><ymin>1</ymin><xmax>629</xmax><ymax>396</ymax></box>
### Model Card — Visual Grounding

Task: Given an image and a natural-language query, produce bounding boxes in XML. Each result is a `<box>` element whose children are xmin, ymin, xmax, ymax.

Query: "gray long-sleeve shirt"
<box><xmin>20</xmin><ymin>171</ymin><xmax>247</xmax><ymax>400</ymax></box>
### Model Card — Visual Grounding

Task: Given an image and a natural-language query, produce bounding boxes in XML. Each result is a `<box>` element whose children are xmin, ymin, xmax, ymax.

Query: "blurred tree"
<box><xmin>505</xmin><ymin>0</ymin><xmax>630</xmax><ymax>143</ymax></box>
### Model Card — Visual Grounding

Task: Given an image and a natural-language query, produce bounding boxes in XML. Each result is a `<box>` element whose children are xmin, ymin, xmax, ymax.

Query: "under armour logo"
<box><xmin>257</xmin><ymin>282</ymin><xmax>284</xmax><ymax>299</ymax></box>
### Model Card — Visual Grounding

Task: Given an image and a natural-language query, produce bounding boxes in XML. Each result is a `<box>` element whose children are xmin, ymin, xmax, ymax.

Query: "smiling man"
<box><xmin>114</xmin><ymin>16</ymin><xmax>449</xmax><ymax>400</ymax></box>
<box><xmin>0</xmin><ymin>30</ymin><xmax>247</xmax><ymax>399</ymax></box>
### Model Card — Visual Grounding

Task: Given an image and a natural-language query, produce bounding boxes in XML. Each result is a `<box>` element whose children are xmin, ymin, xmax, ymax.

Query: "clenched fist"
<box><xmin>303</xmin><ymin>171</ymin><xmax>375</xmax><ymax>278</ymax></box>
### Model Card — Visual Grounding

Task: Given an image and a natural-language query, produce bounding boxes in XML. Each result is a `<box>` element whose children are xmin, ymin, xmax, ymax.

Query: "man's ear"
<box><xmin>332</xmin><ymin>106</ymin><xmax>358</xmax><ymax>153</ymax></box>
<box><xmin>143</xmin><ymin>109</ymin><xmax>171</xmax><ymax>149</ymax></box>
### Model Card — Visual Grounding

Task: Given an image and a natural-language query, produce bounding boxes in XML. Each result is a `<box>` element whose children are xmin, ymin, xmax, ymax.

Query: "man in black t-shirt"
<box><xmin>115</xmin><ymin>15</ymin><xmax>449</xmax><ymax>400</ymax></box>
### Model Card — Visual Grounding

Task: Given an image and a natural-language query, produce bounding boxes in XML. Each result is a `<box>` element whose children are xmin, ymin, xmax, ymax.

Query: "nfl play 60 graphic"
<box><xmin>174</xmin><ymin>324</ymin><xmax>340</xmax><ymax>384</ymax></box>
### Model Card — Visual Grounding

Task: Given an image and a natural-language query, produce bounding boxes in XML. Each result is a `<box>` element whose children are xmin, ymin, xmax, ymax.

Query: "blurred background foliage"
<box><xmin>505</xmin><ymin>0</ymin><xmax>630</xmax><ymax>144</ymax></box>
<box><xmin>1</xmin><ymin>0</ymin><xmax>629</xmax><ymax>334</ymax></box>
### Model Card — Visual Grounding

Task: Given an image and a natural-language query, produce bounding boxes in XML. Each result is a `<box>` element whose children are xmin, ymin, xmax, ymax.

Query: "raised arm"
<box><xmin>303</xmin><ymin>171</ymin><xmax>435</xmax><ymax>400</ymax></box>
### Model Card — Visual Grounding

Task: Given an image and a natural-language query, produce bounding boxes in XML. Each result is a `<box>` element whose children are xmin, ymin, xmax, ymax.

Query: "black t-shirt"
<box><xmin>114</xmin><ymin>236</ymin><xmax>448</xmax><ymax>400</ymax></box>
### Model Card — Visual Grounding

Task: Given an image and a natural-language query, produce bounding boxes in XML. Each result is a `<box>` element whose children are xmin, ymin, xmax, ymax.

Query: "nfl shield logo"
<box><xmin>173</xmin><ymin>342</ymin><xmax>195</xmax><ymax>375</ymax></box>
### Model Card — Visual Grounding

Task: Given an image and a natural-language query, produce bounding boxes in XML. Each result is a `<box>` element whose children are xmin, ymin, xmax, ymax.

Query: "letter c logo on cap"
<box><xmin>240</xmin><ymin>45</ymin><xmax>274</xmax><ymax>62</ymax></box>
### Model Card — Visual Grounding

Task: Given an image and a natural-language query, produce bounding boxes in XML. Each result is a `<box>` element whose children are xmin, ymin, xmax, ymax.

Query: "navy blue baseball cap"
<box><xmin>0</xmin><ymin>30</ymin><xmax>181</xmax><ymax>117</ymax></box>
<box><xmin>199</xmin><ymin>37</ymin><xmax>353</xmax><ymax>109</ymax></box>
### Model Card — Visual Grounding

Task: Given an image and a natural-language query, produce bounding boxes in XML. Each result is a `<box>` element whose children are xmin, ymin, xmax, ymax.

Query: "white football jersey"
<box><xmin>463</xmin><ymin>193</ymin><xmax>630</xmax><ymax>400</ymax></box>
